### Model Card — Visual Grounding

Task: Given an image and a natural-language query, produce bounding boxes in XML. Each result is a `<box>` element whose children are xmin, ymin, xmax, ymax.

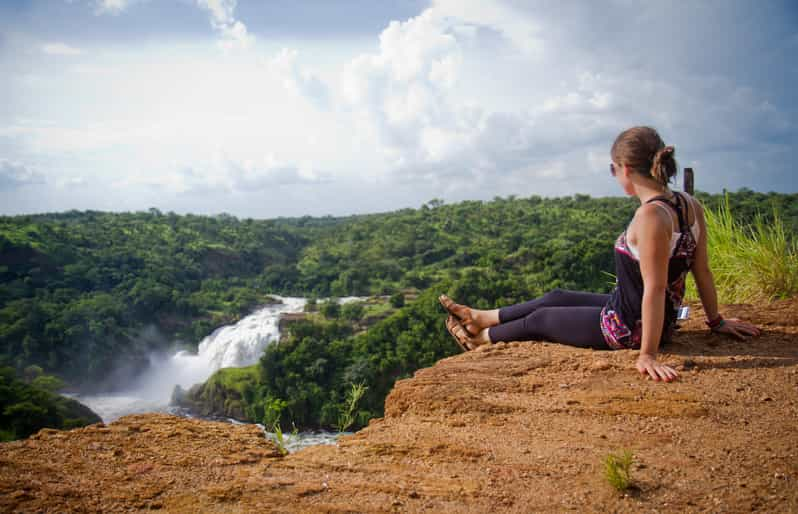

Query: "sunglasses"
<box><xmin>610</xmin><ymin>163</ymin><xmax>618</xmax><ymax>177</ymax></box>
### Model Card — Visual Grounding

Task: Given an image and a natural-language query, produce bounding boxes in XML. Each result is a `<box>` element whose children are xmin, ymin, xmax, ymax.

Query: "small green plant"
<box><xmin>336</xmin><ymin>382</ymin><xmax>368</xmax><ymax>433</ymax></box>
<box><xmin>603</xmin><ymin>449</ymin><xmax>634</xmax><ymax>491</ymax></box>
<box><xmin>270</xmin><ymin>420</ymin><xmax>288</xmax><ymax>456</ymax></box>
<box><xmin>260</xmin><ymin>396</ymin><xmax>291</xmax><ymax>455</ymax></box>
<box><xmin>261</xmin><ymin>397</ymin><xmax>287</xmax><ymax>428</ymax></box>
<box><xmin>267</xmin><ymin>420</ymin><xmax>298</xmax><ymax>456</ymax></box>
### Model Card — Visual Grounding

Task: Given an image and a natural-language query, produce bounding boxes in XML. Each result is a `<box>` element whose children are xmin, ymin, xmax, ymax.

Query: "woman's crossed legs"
<box><xmin>442</xmin><ymin>289</ymin><xmax>610</xmax><ymax>350</ymax></box>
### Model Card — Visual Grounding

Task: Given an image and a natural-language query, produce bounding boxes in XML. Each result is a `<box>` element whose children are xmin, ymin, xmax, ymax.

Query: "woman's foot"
<box><xmin>445</xmin><ymin>315</ymin><xmax>491</xmax><ymax>351</ymax></box>
<box><xmin>439</xmin><ymin>294</ymin><xmax>484</xmax><ymax>336</ymax></box>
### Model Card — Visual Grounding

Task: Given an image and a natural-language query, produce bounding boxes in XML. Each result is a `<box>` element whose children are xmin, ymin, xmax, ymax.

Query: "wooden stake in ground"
<box><xmin>684</xmin><ymin>167</ymin><xmax>694</xmax><ymax>195</ymax></box>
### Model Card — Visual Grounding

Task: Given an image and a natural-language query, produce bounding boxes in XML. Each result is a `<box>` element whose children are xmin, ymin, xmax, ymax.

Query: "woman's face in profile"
<box><xmin>611</xmin><ymin>161</ymin><xmax>635</xmax><ymax>196</ymax></box>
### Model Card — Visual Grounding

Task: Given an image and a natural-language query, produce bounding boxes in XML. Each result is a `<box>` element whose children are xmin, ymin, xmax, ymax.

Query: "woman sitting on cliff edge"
<box><xmin>440</xmin><ymin>126</ymin><xmax>760</xmax><ymax>383</ymax></box>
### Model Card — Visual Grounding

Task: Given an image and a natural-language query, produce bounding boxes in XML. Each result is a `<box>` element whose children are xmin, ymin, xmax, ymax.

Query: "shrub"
<box><xmin>304</xmin><ymin>297</ymin><xmax>318</xmax><ymax>312</ymax></box>
<box><xmin>319</xmin><ymin>299</ymin><xmax>340</xmax><ymax>318</ymax></box>
<box><xmin>389</xmin><ymin>292</ymin><xmax>405</xmax><ymax>308</ymax></box>
<box><xmin>341</xmin><ymin>302</ymin><xmax>365</xmax><ymax>322</ymax></box>
<box><xmin>31</xmin><ymin>375</ymin><xmax>64</xmax><ymax>392</ymax></box>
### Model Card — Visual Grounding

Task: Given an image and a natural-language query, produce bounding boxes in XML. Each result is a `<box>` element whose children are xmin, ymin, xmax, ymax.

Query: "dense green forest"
<box><xmin>1</xmin><ymin>190</ymin><xmax>797</xmax><ymax>434</ymax></box>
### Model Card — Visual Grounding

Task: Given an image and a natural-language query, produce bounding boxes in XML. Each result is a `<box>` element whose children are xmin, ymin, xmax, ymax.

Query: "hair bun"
<box><xmin>611</xmin><ymin>126</ymin><xmax>677</xmax><ymax>187</ymax></box>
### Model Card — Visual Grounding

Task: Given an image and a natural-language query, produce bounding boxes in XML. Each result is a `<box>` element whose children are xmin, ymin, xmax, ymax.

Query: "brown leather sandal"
<box><xmin>445</xmin><ymin>315</ymin><xmax>473</xmax><ymax>352</ymax></box>
<box><xmin>439</xmin><ymin>294</ymin><xmax>478</xmax><ymax>335</ymax></box>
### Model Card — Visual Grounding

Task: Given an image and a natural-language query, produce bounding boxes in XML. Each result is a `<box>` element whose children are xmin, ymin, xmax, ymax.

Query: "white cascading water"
<box><xmin>69</xmin><ymin>296</ymin><xmax>307</xmax><ymax>422</ymax></box>
<box><xmin>195</xmin><ymin>298</ymin><xmax>304</xmax><ymax>370</ymax></box>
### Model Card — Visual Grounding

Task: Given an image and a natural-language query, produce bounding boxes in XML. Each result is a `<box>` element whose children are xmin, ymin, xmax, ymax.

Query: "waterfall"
<box><xmin>64</xmin><ymin>295</ymin><xmax>370</xmax><ymax>452</ymax></box>
<box><xmin>69</xmin><ymin>296</ymin><xmax>307</xmax><ymax>422</ymax></box>
<box><xmin>170</xmin><ymin>296</ymin><xmax>307</xmax><ymax>389</ymax></box>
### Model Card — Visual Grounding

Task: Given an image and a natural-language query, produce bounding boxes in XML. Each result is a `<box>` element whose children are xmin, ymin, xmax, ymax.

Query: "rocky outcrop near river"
<box><xmin>170</xmin><ymin>365</ymin><xmax>256</xmax><ymax>421</ymax></box>
<box><xmin>1</xmin><ymin>299</ymin><xmax>797</xmax><ymax>512</ymax></box>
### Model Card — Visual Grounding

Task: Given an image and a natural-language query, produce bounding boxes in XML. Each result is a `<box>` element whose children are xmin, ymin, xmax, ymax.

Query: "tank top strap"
<box><xmin>645</xmin><ymin>192</ymin><xmax>689</xmax><ymax>233</ymax></box>
<box><xmin>672</xmin><ymin>192</ymin><xmax>689</xmax><ymax>232</ymax></box>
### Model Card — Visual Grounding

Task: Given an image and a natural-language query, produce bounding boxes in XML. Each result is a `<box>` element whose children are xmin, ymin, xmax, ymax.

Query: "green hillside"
<box><xmin>2</xmin><ymin>191</ymin><xmax>796</xmax><ymax>386</ymax></box>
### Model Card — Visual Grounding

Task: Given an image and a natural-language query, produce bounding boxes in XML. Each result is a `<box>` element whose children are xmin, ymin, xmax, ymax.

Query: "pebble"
<box><xmin>591</xmin><ymin>360</ymin><xmax>611</xmax><ymax>371</ymax></box>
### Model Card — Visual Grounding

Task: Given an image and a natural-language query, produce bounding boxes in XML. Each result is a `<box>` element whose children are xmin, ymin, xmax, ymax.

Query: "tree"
<box><xmin>390</xmin><ymin>292</ymin><xmax>405</xmax><ymax>308</ymax></box>
<box><xmin>320</xmin><ymin>300</ymin><xmax>340</xmax><ymax>319</ymax></box>
<box><xmin>341</xmin><ymin>302</ymin><xmax>365</xmax><ymax>322</ymax></box>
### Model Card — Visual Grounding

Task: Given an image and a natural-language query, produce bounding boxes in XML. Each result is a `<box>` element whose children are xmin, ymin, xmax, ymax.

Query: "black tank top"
<box><xmin>600</xmin><ymin>192</ymin><xmax>698</xmax><ymax>350</ymax></box>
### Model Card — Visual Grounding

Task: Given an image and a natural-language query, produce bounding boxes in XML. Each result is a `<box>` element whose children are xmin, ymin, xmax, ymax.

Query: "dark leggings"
<box><xmin>488</xmin><ymin>289</ymin><xmax>611</xmax><ymax>350</ymax></box>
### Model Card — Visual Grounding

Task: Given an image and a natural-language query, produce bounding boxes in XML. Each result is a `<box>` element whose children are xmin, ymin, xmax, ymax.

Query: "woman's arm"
<box><xmin>689</xmin><ymin>196</ymin><xmax>761</xmax><ymax>339</ymax></box>
<box><xmin>689</xmin><ymin>196</ymin><xmax>720</xmax><ymax>320</ymax></box>
<box><xmin>635</xmin><ymin>204</ymin><xmax>679</xmax><ymax>382</ymax></box>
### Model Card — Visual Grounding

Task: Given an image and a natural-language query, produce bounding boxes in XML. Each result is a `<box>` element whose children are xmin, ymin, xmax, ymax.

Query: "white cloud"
<box><xmin>0</xmin><ymin>122</ymin><xmax>134</xmax><ymax>153</ymax></box>
<box><xmin>41</xmin><ymin>42</ymin><xmax>83</xmax><ymax>56</ymax></box>
<box><xmin>55</xmin><ymin>176</ymin><xmax>88</xmax><ymax>189</ymax></box>
<box><xmin>269</xmin><ymin>49</ymin><xmax>330</xmax><ymax>109</ymax></box>
<box><xmin>0</xmin><ymin>159</ymin><xmax>45</xmax><ymax>190</ymax></box>
<box><xmin>82</xmin><ymin>0</ymin><xmax>254</xmax><ymax>50</ymax></box>
<box><xmin>225</xmin><ymin>153</ymin><xmax>325</xmax><ymax>191</ymax></box>
<box><xmin>429</xmin><ymin>0</ymin><xmax>544</xmax><ymax>57</ymax></box>
<box><xmin>0</xmin><ymin>43</ymin><xmax>364</xmax><ymax>193</ymax></box>
<box><xmin>116</xmin><ymin>151</ymin><xmax>323</xmax><ymax>195</ymax></box>
<box><xmin>322</xmin><ymin>5</ymin><xmax>616</xmax><ymax>185</ymax></box>
<box><xmin>195</xmin><ymin>0</ymin><xmax>254</xmax><ymax>50</ymax></box>
<box><xmin>336</xmin><ymin>8</ymin><xmax>473</xmax><ymax>179</ymax></box>
<box><xmin>93</xmin><ymin>0</ymin><xmax>133</xmax><ymax>15</ymax></box>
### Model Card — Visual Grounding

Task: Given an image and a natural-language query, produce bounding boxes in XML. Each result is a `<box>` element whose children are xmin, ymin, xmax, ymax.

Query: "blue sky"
<box><xmin>1</xmin><ymin>0</ymin><xmax>796</xmax><ymax>218</ymax></box>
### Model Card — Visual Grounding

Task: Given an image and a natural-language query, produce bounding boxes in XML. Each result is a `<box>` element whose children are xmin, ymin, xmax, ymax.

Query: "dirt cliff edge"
<box><xmin>1</xmin><ymin>299</ymin><xmax>797</xmax><ymax>513</ymax></box>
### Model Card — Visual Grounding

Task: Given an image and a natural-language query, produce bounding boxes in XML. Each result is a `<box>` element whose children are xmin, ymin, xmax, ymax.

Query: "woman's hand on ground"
<box><xmin>635</xmin><ymin>353</ymin><xmax>679</xmax><ymax>382</ymax></box>
<box><xmin>713</xmin><ymin>318</ymin><xmax>761</xmax><ymax>340</ymax></box>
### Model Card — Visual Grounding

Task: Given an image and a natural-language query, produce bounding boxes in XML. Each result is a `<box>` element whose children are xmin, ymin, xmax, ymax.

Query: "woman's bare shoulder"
<box><xmin>629</xmin><ymin>203</ymin><xmax>673</xmax><ymax>240</ymax></box>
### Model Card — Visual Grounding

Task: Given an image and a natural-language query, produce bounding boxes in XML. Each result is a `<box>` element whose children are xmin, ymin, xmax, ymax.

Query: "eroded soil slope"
<box><xmin>1</xmin><ymin>299</ymin><xmax>797</xmax><ymax>513</ymax></box>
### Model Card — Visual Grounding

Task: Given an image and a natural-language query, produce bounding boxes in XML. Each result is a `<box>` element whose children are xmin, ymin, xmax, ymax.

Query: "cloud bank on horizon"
<box><xmin>1</xmin><ymin>0</ymin><xmax>796</xmax><ymax>218</ymax></box>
